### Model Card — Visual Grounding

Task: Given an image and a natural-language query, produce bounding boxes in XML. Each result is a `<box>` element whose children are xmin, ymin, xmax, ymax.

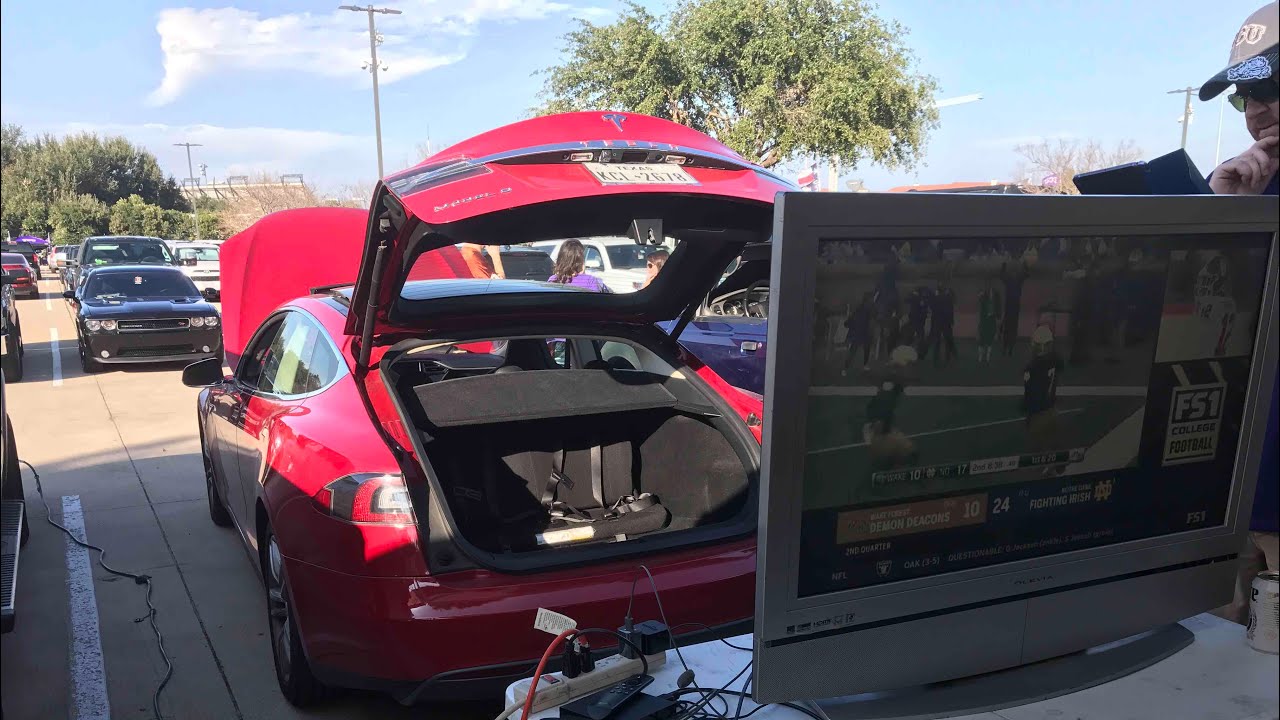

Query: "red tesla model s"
<box><xmin>184</xmin><ymin>112</ymin><xmax>788</xmax><ymax>706</ymax></box>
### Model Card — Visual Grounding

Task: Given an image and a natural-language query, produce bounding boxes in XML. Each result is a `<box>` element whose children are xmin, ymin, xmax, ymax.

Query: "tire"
<box><xmin>202</xmin><ymin>440</ymin><xmax>233</xmax><ymax>527</ymax></box>
<box><xmin>80</xmin><ymin>347</ymin><xmax>100</xmax><ymax>374</ymax></box>
<box><xmin>1</xmin><ymin>336</ymin><xmax>21</xmax><ymax>383</ymax></box>
<box><xmin>263</xmin><ymin>532</ymin><xmax>331</xmax><ymax>707</ymax></box>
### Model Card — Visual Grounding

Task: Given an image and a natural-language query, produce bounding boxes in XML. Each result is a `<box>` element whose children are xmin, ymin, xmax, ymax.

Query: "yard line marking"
<box><xmin>809</xmin><ymin>385</ymin><xmax>1148</xmax><ymax>397</ymax></box>
<box><xmin>1064</xmin><ymin>408</ymin><xmax>1144</xmax><ymax>475</ymax></box>
<box><xmin>809</xmin><ymin>408</ymin><xmax>1085</xmax><ymax>454</ymax></box>
<box><xmin>62</xmin><ymin>495</ymin><xmax>111</xmax><ymax>720</ymax></box>
<box><xmin>51</xmin><ymin>327</ymin><xmax>63</xmax><ymax>387</ymax></box>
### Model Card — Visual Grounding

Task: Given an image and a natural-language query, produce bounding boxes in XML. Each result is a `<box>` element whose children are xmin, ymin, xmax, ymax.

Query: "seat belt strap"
<box><xmin>543</xmin><ymin>448</ymin><xmax>568</xmax><ymax>509</ymax></box>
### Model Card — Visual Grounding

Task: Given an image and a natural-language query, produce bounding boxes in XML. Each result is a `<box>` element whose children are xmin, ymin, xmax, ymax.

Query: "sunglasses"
<box><xmin>1228</xmin><ymin>79</ymin><xmax>1279</xmax><ymax>112</ymax></box>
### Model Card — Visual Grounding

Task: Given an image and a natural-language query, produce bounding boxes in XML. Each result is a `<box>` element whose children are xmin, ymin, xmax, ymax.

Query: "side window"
<box><xmin>584</xmin><ymin>245</ymin><xmax>604</xmax><ymax>270</ymax></box>
<box><xmin>297</xmin><ymin>335</ymin><xmax>342</xmax><ymax>393</ymax></box>
<box><xmin>237</xmin><ymin>318</ymin><xmax>286</xmax><ymax>390</ymax></box>
<box><xmin>249</xmin><ymin>313</ymin><xmax>342</xmax><ymax>396</ymax></box>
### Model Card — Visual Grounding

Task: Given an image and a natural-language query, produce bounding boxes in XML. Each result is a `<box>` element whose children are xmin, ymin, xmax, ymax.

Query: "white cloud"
<box><xmin>148</xmin><ymin>1</ymin><xmax>607</xmax><ymax>106</ymax></box>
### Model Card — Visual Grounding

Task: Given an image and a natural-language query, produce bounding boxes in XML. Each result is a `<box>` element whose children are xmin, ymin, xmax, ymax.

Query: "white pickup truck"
<box><xmin>170</xmin><ymin>242</ymin><xmax>221</xmax><ymax>299</ymax></box>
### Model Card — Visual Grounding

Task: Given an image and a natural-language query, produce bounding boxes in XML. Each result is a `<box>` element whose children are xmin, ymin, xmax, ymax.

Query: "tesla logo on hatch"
<box><xmin>602</xmin><ymin>113</ymin><xmax>627</xmax><ymax>132</ymax></box>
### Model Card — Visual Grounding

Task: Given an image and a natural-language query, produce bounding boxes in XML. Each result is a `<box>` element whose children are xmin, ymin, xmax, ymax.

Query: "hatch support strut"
<box><xmin>357</xmin><ymin>240</ymin><xmax>389</xmax><ymax>370</ymax></box>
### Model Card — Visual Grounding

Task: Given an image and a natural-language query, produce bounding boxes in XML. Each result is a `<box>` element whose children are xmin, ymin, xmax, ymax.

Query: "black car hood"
<box><xmin>80</xmin><ymin>298</ymin><xmax>214</xmax><ymax>318</ymax></box>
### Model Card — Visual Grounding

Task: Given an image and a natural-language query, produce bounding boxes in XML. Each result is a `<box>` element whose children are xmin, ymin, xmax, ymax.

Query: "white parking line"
<box><xmin>51</xmin><ymin>327</ymin><xmax>63</xmax><ymax>387</ymax></box>
<box><xmin>62</xmin><ymin>495</ymin><xmax>111</xmax><ymax>720</ymax></box>
<box><xmin>45</xmin><ymin>295</ymin><xmax>52</xmax><ymax>311</ymax></box>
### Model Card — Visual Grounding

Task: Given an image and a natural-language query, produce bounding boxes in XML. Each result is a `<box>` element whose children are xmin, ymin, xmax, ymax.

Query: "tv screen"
<box><xmin>796</xmin><ymin>234</ymin><xmax>1272</xmax><ymax>599</ymax></box>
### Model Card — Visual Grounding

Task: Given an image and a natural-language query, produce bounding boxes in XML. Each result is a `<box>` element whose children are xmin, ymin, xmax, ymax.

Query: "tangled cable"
<box><xmin>21</xmin><ymin>459</ymin><xmax>174</xmax><ymax>720</ymax></box>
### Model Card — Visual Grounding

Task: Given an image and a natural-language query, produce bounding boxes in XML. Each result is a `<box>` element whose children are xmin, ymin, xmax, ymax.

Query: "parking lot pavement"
<box><xmin>2</xmin><ymin>278</ymin><xmax>489</xmax><ymax>720</ymax></box>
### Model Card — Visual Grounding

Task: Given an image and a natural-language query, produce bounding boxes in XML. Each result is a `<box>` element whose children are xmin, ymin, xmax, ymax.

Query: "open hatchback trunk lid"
<box><xmin>348</xmin><ymin>112</ymin><xmax>791</xmax><ymax>572</ymax></box>
<box><xmin>344</xmin><ymin>111</ymin><xmax>795</xmax><ymax>349</ymax></box>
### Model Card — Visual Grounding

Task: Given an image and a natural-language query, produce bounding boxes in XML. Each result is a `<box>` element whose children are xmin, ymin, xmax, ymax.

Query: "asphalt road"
<box><xmin>1</xmin><ymin>278</ymin><xmax>490</xmax><ymax>720</ymax></box>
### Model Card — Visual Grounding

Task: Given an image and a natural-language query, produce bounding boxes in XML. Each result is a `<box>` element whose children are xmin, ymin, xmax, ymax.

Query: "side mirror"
<box><xmin>181</xmin><ymin>257</ymin><xmax>198</xmax><ymax>266</ymax></box>
<box><xmin>201</xmin><ymin>288</ymin><xmax>218</xmax><ymax>301</ymax></box>
<box><xmin>585</xmin><ymin>259</ymin><xmax>604</xmax><ymax>271</ymax></box>
<box><xmin>182</xmin><ymin>357</ymin><xmax>225</xmax><ymax>387</ymax></box>
<box><xmin>62</xmin><ymin>290</ymin><xmax>76</xmax><ymax>300</ymax></box>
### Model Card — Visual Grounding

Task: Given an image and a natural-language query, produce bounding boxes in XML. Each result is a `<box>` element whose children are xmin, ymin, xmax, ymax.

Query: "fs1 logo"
<box><xmin>1163</xmin><ymin>382</ymin><xmax>1226</xmax><ymax>466</ymax></box>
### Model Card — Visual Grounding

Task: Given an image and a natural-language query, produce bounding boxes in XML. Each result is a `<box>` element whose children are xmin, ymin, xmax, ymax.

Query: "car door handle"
<box><xmin>740</xmin><ymin>341</ymin><xmax>761</xmax><ymax>352</ymax></box>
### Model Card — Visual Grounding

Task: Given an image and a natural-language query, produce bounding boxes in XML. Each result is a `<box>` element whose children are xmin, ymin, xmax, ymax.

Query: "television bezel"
<box><xmin>754</xmin><ymin>192</ymin><xmax>1278</xmax><ymax>692</ymax></box>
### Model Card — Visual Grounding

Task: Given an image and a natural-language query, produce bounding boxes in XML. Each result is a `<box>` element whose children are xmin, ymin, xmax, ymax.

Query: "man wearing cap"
<box><xmin>1201</xmin><ymin>2</ymin><xmax>1280</xmax><ymax>626</ymax></box>
<box><xmin>1201</xmin><ymin>2</ymin><xmax>1279</xmax><ymax>196</ymax></box>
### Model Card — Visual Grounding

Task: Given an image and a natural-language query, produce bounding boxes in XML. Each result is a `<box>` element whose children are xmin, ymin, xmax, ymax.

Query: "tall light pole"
<box><xmin>174</xmin><ymin>142</ymin><xmax>202</xmax><ymax>241</ymax></box>
<box><xmin>340</xmin><ymin>4</ymin><xmax>402</xmax><ymax>178</ymax></box>
<box><xmin>1167</xmin><ymin>86</ymin><xmax>1196</xmax><ymax>149</ymax></box>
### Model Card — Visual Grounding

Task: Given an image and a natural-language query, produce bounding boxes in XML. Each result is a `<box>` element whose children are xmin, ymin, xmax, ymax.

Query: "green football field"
<box><xmin>801</xmin><ymin>393</ymin><xmax>1147</xmax><ymax>511</ymax></box>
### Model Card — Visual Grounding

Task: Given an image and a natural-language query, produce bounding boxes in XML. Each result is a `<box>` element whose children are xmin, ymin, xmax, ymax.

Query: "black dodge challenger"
<box><xmin>65</xmin><ymin>265</ymin><xmax>222</xmax><ymax>373</ymax></box>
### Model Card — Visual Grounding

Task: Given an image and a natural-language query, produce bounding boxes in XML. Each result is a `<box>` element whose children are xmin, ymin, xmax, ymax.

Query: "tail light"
<box><xmin>312</xmin><ymin>473</ymin><xmax>415</xmax><ymax>525</ymax></box>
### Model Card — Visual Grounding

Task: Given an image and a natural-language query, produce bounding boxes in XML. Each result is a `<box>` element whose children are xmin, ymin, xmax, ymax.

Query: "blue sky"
<box><xmin>0</xmin><ymin>0</ymin><xmax>1271</xmax><ymax>193</ymax></box>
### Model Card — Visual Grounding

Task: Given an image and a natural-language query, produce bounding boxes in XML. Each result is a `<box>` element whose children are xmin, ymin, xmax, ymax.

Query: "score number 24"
<box><xmin>963</xmin><ymin>496</ymin><xmax>1012</xmax><ymax>519</ymax></box>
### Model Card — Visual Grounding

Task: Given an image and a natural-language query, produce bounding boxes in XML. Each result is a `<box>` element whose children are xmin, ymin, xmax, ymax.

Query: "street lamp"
<box><xmin>174</xmin><ymin>142</ymin><xmax>203</xmax><ymax>241</ymax></box>
<box><xmin>339</xmin><ymin>4</ymin><xmax>403</xmax><ymax>178</ymax></box>
<box><xmin>1167</xmin><ymin>86</ymin><xmax>1196</xmax><ymax>149</ymax></box>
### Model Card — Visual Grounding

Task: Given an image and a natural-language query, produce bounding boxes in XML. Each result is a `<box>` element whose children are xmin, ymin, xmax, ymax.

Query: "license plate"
<box><xmin>583</xmin><ymin>163</ymin><xmax>698</xmax><ymax>186</ymax></box>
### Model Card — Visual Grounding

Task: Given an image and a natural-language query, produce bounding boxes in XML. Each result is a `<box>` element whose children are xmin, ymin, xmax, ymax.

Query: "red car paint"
<box><xmin>197</xmin><ymin>112</ymin><xmax>781</xmax><ymax>701</ymax></box>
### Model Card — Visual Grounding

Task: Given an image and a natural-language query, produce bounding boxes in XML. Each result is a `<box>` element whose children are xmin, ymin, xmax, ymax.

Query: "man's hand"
<box><xmin>1209</xmin><ymin>132</ymin><xmax>1279</xmax><ymax>195</ymax></box>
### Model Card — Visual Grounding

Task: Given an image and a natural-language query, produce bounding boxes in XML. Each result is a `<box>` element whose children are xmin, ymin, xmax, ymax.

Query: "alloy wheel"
<box><xmin>266</xmin><ymin>537</ymin><xmax>293</xmax><ymax>684</ymax></box>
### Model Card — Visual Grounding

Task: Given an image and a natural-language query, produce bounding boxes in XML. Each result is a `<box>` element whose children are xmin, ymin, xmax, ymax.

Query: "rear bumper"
<box><xmin>83</xmin><ymin>328</ymin><xmax>222</xmax><ymax>363</ymax></box>
<box><xmin>283</xmin><ymin>540</ymin><xmax>755</xmax><ymax>701</ymax></box>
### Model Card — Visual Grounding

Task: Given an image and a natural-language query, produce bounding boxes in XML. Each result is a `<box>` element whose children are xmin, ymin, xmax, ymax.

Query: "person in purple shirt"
<box><xmin>548</xmin><ymin>239</ymin><xmax>611</xmax><ymax>292</ymax></box>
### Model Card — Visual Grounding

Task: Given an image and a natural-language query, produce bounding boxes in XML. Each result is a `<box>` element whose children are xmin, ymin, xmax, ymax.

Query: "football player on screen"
<box><xmin>865</xmin><ymin>345</ymin><xmax>920</xmax><ymax>470</ymax></box>
<box><xmin>1023</xmin><ymin>325</ymin><xmax>1065</xmax><ymax>467</ymax></box>
<box><xmin>1194</xmin><ymin>252</ymin><xmax>1237</xmax><ymax>357</ymax></box>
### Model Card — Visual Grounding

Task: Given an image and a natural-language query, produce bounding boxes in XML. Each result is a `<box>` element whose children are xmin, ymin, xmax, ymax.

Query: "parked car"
<box><xmin>529</xmin><ymin>237</ymin><xmax>662</xmax><ymax>292</ymax></box>
<box><xmin>0</xmin><ymin>243</ymin><xmax>40</xmax><ymax>281</ymax></box>
<box><xmin>65</xmin><ymin>265</ymin><xmax>221</xmax><ymax>373</ymax></box>
<box><xmin>66</xmin><ymin>236</ymin><xmax>175</xmax><ymax>292</ymax></box>
<box><xmin>181</xmin><ymin>112</ymin><xmax>787</xmax><ymax>707</ymax></box>
<box><xmin>661</xmin><ymin>243</ymin><xmax>770</xmax><ymax>396</ymax></box>
<box><xmin>50</xmin><ymin>244</ymin><xmax>78</xmax><ymax>270</ymax></box>
<box><xmin>170</xmin><ymin>242</ymin><xmax>221</xmax><ymax>300</ymax></box>
<box><xmin>1</xmin><ymin>267</ymin><xmax>23</xmax><ymax>382</ymax></box>
<box><xmin>495</xmin><ymin>245</ymin><xmax>555</xmax><ymax>281</ymax></box>
<box><xmin>0</xmin><ymin>254</ymin><xmax>37</xmax><ymax>299</ymax></box>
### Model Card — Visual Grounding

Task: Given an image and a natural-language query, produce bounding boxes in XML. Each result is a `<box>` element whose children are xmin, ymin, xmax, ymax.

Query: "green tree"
<box><xmin>1</xmin><ymin>124</ymin><xmax>27</xmax><ymax>172</ymax></box>
<box><xmin>1</xmin><ymin>129</ymin><xmax>189</xmax><ymax>238</ymax></box>
<box><xmin>109</xmin><ymin>194</ymin><xmax>150</xmax><ymax>235</ymax></box>
<box><xmin>48</xmin><ymin>193</ymin><xmax>110</xmax><ymax>243</ymax></box>
<box><xmin>537</xmin><ymin>0</ymin><xmax>938</xmax><ymax>169</ymax></box>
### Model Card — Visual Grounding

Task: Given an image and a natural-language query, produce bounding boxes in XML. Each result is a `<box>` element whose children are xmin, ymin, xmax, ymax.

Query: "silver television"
<box><xmin>753</xmin><ymin>193</ymin><xmax>1278</xmax><ymax>708</ymax></box>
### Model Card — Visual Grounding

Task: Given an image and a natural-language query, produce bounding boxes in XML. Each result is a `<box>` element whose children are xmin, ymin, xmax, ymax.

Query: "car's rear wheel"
<box><xmin>1</xmin><ymin>334</ymin><xmax>22</xmax><ymax>382</ymax></box>
<box><xmin>202</xmin><ymin>441</ymin><xmax>232</xmax><ymax>527</ymax></box>
<box><xmin>264</xmin><ymin>532</ymin><xmax>330</xmax><ymax>707</ymax></box>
